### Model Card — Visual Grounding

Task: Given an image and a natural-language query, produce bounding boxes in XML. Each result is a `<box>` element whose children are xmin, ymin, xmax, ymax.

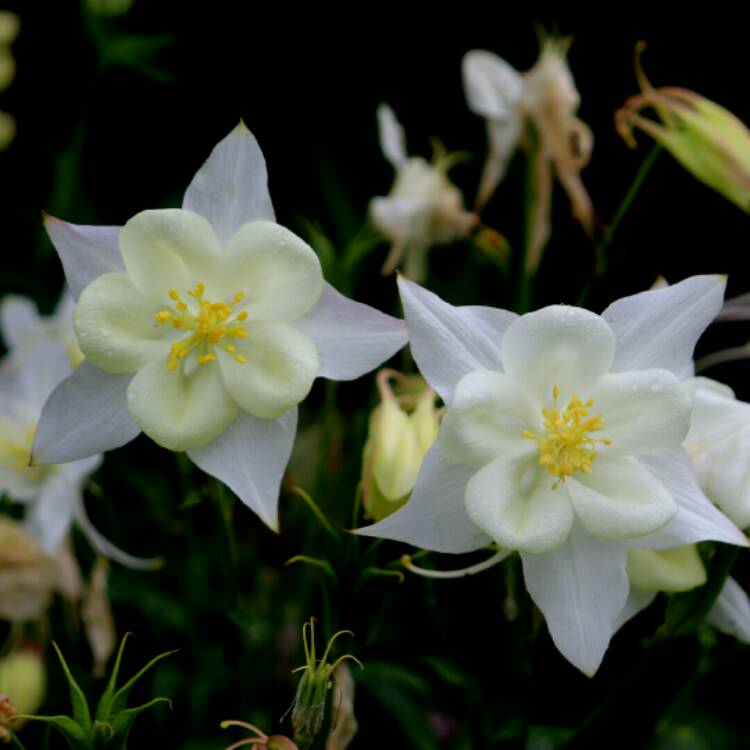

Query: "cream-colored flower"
<box><xmin>370</xmin><ymin>105</ymin><xmax>476</xmax><ymax>281</ymax></box>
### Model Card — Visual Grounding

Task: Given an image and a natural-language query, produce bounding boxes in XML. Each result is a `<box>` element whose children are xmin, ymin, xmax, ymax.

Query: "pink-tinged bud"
<box><xmin>617</xmin><ymin>43</ymin><xmax>750</xmax><ymax>212</ymax></box>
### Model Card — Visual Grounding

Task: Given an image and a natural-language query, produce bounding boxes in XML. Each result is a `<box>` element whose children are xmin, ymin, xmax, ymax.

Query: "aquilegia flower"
<box><xmin>369</xmin><ymin>104</ymin><xmax>477</xmax><ymax>281</ymax></box>
<box><xmin>33</xmin><ymin>123</ymin><xmax>407</xmax><ymax>530</ymax></box>
<box><xmin>0</xmin><ymin>336</ymin><xmax>149</xmax><ymax>567</ymax></box>
<box><xmin>358</xmin><ymin>275</ymin><xmax>747</xmax><ymax>674</ymax></box>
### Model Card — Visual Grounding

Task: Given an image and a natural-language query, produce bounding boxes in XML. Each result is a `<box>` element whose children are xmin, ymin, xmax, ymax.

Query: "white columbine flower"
<box><xmin>369</xmin><ymin>104</ymin><xmax>477</xmax><ymax>281</ymax></box>
<box><xmin>0</xmin><ymin>338</ymin><xmax>150</xmax><ymax>567</ymax></box>
<box><xmin>357</xmin><ymin>275</ymin><xmax>747</xmax><ymax>675</ymax></box>
<box><xmin>32</xmin><ymin>123</ymin><xmax>408</xmax><ymax>531</ymax></box>
<box><xmin>683</xmin><ymin>377</ymin><xmax>750</xmax><ymax>530</ymax></box>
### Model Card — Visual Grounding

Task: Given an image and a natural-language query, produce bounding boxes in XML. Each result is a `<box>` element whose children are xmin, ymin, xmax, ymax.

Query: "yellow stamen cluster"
<box><xmin>155</xmin><ymin>283</ymin><xmax>249</xmax><ymax>371</ymax></box>
<box><xmin>523</xmin><ymin>385</ymin><xmax>612</xmax><ymax>487</ymax></box>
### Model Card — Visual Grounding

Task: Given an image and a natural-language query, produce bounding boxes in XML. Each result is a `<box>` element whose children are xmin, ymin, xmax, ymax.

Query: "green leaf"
<box><xmin>107</xmin><ymin>698</ymin><xmax>172</xmax><ymax>749</ymax></box>
<box><xmin>95</xmin><ymin>633</ymin><xmax>132</xmax><ymax>722</ymax></box>
<box><xmin>51</xmin><ymin>642</ymin><xmax>92</xmax><ymax>733</ymax></box>
<box><xmin>109</xmin><ymin>650</ymin><xmax>178</xmax><ymax>717</ymax></box>
<box><xmin>14</xmin><ymin>715</ymin><xmax>89</xmax><ymax>750</ymax></box>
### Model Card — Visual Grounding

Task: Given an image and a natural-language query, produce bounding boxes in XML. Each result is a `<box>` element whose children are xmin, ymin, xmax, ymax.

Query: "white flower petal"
<box><xmin>602</xmin><ymin>275</ymin><xmax>726</xmax><ymax>379</ymax></box>
<box><xmin>188</xmin><ymin>408</ymin><xmax>297</xmax><ymax>531</ymax></box>
<box><xmin>119</xmin><ymin>209</ymin><xmax>223</xmax><ymax>303</ymax></box>
<box><xmin>12</xmin><ymin>338</ymin><xmax>72</xmax><ymax>412</ymax></box>
<box><xmin>217</xmin><ymin>321</ymin><xmax>318</xmax><ymax>419</ymax></box>
<box><xmin>43</xmin><ymin>215</ymin><xmax>124</xmax><ymax>300</ymax></box>
<box><xmin>567</xmin><ymin>457</ymin><xmax>677</xmax><ymax>540</ymax></box>
<box><xmin>438</xmin><ymin>370</ymin><xmax>538</xmax><ymax>469</ymax></box>
<box><xmin>707</xmin><ymin>577</ymin><xmax>750</xmax><ymax>644</ymax></box>
<box><xmin>0</xmin><ymin>295</ymin><xmax>40</xmax><ymax>350</ymax></box>
<box><xmin>476</xmin><ymin>118</ymin><xmax>524</xmax><ymax>210</ymax></box>
<box><xmin>398</xmin><ymin>277</ymin><xmax>517</xmax><ymax>404</ymax></box>
<box><xmin>293</xmin><ymin>282</ymin><xmax>407</xmax><ymax>381</ymax></box>
<box><xmin>703</xmin><ymin>426</ymin><xmax>750</xmax><ymax>529</ymax></box>
<box><xmin>32</xmin><ymin>361</ymin><xmax>140</xmax><ymax>464</ymax></box>
<box><xmin>221</xmin><ymin>221</ymin><xmax>323</xmax><ymax>322</ymax></box>
<box><xmin>355</xmin><ymin>444</ymin><xmax>491</xmax><ymax>553</ymax></box>
<box><xmin>589</xmin><ymin>370</ymin><xmax>691</xmax><ymax>456</ymax></box>
<box><xmin>24</xmin><ymin>472</ymin><xmax>77</xmax><ymax>553</ymax></box>
<box><xmin>462</xmin><ymin>50</ymin><xmax>524</xmax><ymax>120</ymax></box>
<box><xmin>613</xmin><ymin>588</ymin><xmax>658</xmax><ymax>633</ymax></box>
<box><xmin>74</xmin><ymin>273</ymin><xmax>169</xmax><ymax>375</ymax></box>
<box><xmin>182</xmin><ymin>121</ymin><xmax>276</xmax><ymax>245</ymax></box>
<box><xmin>126</xmin><ymin>358</ymin><xmax>238</xmax><ymax>452</ymax></box>
<box><xmin>521</xmin><ymin>524</ymin><xmax>629</xmax><ymax>676</ymax></box>
<box><xmin>465</xmin><ymin>456</ymin><xmax>575</xmax><ymax>553</ymax></box>
<box><xmin>632</xmin><ymin>450</ymin><xmax>749</xmax><ymax>549</ymax></box>
<box><xmin>0</xmin><ymin>459</ymin><xmax>38</xmax><ymax>502</ymax></box>
<box><xmin>501</xmin><ymin>306</ymin><xmax>615</xmax><ymax>403</ymax></box>
<box><xmin>377</xmin><ymin>104</ymin><xmax>408</xmax><ymax>168</ymax></box>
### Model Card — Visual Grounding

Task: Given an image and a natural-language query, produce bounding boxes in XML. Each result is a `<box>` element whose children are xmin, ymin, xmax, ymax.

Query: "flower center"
<box><xmin>155</xmin><ymin>283</ymin><xmax>249</xmax><ymax>371</ymax></box>
<box><xmin>522</xmin><ymin>385</ymin><xmax>611</xmax><ymax>487</ymax></box>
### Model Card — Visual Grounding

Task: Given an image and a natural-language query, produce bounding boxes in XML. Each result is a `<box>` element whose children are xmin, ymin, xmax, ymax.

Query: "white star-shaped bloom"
<box><xmin>32</xmin><ymin>123</ymin><xmax>408</xmax><ymax>531</ymax></box>
<box><xmin>357</xmin><ymin>275</ymin><xmax>747</xmax><ymax>674</ymax></box>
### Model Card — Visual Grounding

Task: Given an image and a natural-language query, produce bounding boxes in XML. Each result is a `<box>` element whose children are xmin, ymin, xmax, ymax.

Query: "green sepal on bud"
<box><xmin>361</xmin><ymin>370</ymin><xmax>440</xmax><ymax>522</ymax></box>
<box><xmin>617</xmin><ymin>42</ymin><xmax>750</xmax><ymax>212</ymax></box>
<box><xmin>291</xmin><ymin>619</ymin><xmax>362</xmax><ymax>750</ymax></box>
<box><xmin>15</xmin><ymin>634</ymin><xmax>175</xmax><ymax>749</ymax></box>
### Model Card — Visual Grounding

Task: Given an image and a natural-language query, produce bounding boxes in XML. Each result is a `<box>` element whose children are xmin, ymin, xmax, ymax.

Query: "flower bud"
<box><xmin>362</xmin><ymin>370</ymin><xmax>440</xmax><ymax>521</ymax></box>
<box><xmin>626</xmin><ymin>545</ymin><xmax>707</xmax><ymax>592</ymax></box>
<box><xmin>0</xmin><ymin>518</ymin><xmax>56</xmax><ymax>622</ymax></box>
<box><xmin>617</xmin><ymin>43</ymin><xmax>750</xmax><ymax>212</ymax></box>
<box><xmin>291</xmin><ymin>620</ymin><xmax>361</xmax><ymax>750</ymax></box>
<box><xmin>0</xmin><ymin>648</ymin><xmax>46</xmax><ymax>723</ymax></box>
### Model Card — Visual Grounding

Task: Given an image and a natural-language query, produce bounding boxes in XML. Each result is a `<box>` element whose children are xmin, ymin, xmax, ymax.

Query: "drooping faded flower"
<box><xmin>370</xmin><ymin>104</ymin><xmax>477</xmax><ymax>281</ymax></box>
<box><xmin>34</xmin><ymin>123</ymin><xmax>407</xmax><ymax>530</ymax></box>
<box><xmin>358</xmin><ymin>275</ymin><xmax>747</xmax><ymax>674</ymax></box>
<box><xmin>463</xmin><ymin>36</ymin><xmax>594</xmax><ymax>272</ymax></box>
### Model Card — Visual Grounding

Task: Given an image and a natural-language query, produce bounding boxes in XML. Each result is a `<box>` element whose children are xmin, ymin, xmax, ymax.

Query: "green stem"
<box><xmin>577</xmin><ymin>144</ymin><xmax>662</xmax><ymax>305</ymax></box>
<box><xmin>9</xmin><ymin>733</ymin><xmax>28</xmax><ymax>750</ymax></box>
<box><xmin>213</xmin><ymin>480</ymin><xmax>239</xmax><ymax>607</ymax></box>
<box><xmin>515</xmin><ymin>147</ymin><xmax>537</xmax><ymax>314</ymax></box>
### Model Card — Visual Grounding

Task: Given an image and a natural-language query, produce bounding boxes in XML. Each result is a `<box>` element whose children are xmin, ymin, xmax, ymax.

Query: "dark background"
<box><xmin>3</xmin><ymin>4</ymin><xmax>750</xmax><ymax>749</ymax></box>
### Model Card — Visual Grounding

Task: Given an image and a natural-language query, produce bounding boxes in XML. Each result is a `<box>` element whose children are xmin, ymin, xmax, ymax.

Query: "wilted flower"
<box><xmin>0</xmin><ymin>648</ymin><xmax>46</xmax><ymax>722</ymax></box>
<box><xmin>221</xmin><ymin>720</ymin><xmax>299</xmax><ymax>750</ymax></box>
<box><xmin>34</xmin><ymin>123</ymin><xmax>407</xmax><ymax>531</ymax></box>
<box><xmin>361</xmin><ymin>370</ymin><xmax>440</xmax><ymax>521</ymax></box>
<box><xmin>0</xmin><ymin>693</ymin><xmax>15</xmax><ymax>743</ymax></box>
<box><xmin>463</xmin><ymin>35</ymin><xmax>594</xmax><ymax>271</ymax></box>
<box><xmin>617</xmin><ymin>43</ymin><xmax>750</xmax><ymax>213</ymax></box>
<box><xmin>81</xmin><ymin>559</ymin><xmax>117</xmax><ymax>678</ymax></box>
<box><xmin>358</xmin><ymin>275</ymin><xmax>747</xmax><ymax>674</ymax></box>
<box><xmin>0</xmin><ymin>518</ymin><xmax>56</xmax><ymax>622</ymax></box>
<box><xmin>370</xmin><ymin>104</ymin><xmax>477</xmax><ymax>281</ymax></box>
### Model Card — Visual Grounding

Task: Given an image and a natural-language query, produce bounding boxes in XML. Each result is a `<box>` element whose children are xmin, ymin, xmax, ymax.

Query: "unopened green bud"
<box><xmin>291</xmin><ymin>619</ymin><xmax>362</xmax><ymax>750</ymax></box>
<box><xmin>0</xmin><ymin>649</ymin><xmax>46</xmax><ymax>723</ymax></box>
<box><xmin>362</xmin><ymin>370</ymin><xmax>440</xmax><ymax>521</ymax></box>
<box><xmin>617</xmin><ymin>43</ymin><xmax>750</xmax><ymax>212</ymax></box>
